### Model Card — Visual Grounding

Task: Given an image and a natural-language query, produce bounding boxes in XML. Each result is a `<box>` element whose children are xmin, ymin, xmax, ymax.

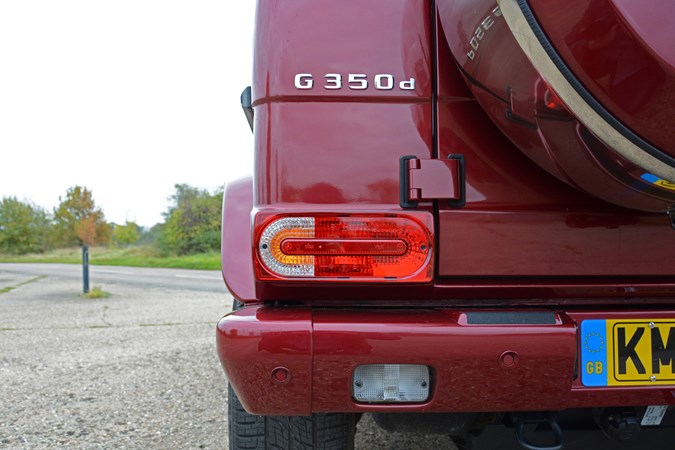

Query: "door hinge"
<box><xmin>400</xmin><ymin>155</ymin><xmax>465</xmax><ymax>208</ymax></box>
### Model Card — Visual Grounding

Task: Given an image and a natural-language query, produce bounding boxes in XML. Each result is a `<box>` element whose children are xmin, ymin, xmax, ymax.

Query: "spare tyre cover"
<box><xmin>438</xmin><ymin>0</ymin><xmax>675</xmax><ymax>212</ymax></box>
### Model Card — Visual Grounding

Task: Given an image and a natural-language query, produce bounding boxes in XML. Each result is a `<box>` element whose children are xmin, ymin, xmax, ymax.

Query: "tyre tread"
<box><xmin>228</xmin><ymin>384</ymin><xmax>355</xmax><ymax>450</ymax></box>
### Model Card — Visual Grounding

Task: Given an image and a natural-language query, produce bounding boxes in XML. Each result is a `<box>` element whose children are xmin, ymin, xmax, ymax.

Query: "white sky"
<box><xmin>0</xmin><ymin>1</ymin><xmax>256</xmax><ymax>227</ymax></box>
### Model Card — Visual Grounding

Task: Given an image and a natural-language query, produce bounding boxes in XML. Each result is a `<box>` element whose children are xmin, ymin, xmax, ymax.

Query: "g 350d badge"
<box><xmin>294</xmin><ymin>73</ymin><xmax>416</xmax><ymax>91</ymax></box>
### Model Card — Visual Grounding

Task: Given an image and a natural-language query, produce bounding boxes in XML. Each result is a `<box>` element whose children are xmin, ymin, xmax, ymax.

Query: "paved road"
<box><xmin>0</xmin><ymin>263</ymin><xmax>227</xmax><ymax>292</ymax></box>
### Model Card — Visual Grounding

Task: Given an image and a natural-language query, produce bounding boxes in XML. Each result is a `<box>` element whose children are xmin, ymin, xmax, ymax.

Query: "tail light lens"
<box><xmin>256</xmin><ymin>215</ymin><xmax>432</xmax><ymax>282</ymax></box>
<box><xmin>537</xmin><ymin>80</ymin><xmax>572</xmax><ymax>119</ymax></box>
<box><xmin>544</xmin><ymin>87</ymin><xmax>566</xmax><ymax>111</ymax></box>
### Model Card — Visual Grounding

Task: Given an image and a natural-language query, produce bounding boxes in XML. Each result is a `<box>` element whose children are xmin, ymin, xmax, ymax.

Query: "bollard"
<box><xmin>82</xmin><ymin>245</ymin><xmax>90</xmax><ymax>294</ymax></box>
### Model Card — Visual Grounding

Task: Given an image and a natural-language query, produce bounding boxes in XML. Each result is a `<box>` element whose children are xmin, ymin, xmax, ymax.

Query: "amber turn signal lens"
<box><xmin>257</xmin><ymin>215</ymin><xmax>432</xmax><ymax>282</ymax></box>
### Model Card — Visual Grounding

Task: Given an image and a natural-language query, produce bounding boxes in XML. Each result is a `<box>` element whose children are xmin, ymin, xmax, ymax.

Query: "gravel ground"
<box><xmin>0</xmin><ymin>268</ymin><xmax>458</xmax><ymax>450</ymax></box>
<box><xmin>0</xmin><ymin>272</ymin><xmax>230</xmax><ymax>449</ymax></box>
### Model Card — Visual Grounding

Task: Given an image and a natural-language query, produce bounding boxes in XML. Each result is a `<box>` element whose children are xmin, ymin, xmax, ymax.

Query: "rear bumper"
<box><xmin>217</xmin><ymin>306</ymin><xmax>675</xmax><ymax>416</ymax></box>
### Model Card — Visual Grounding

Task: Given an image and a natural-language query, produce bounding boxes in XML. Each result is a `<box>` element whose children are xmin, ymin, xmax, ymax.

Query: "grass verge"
<box><xmin>0</xmin><ymin>246</ymin><xmax>220</xmax><ymax>271</ymax></box>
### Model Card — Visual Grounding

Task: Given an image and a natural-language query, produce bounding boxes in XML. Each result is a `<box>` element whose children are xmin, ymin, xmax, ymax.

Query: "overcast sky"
<box><xmin>0</xmin><ymin>1</ymin><xmax>256</xmax><ymax>227</ymax></box>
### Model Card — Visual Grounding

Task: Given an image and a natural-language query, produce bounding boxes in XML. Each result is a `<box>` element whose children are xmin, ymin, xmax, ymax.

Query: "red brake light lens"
<box><xmin>545</xmin><ymin>88</ymin><xmax>565</xmax><ymax>110</ymax></box>
<box><xmin>256</xmin><ymin>215</ymin><xmax>432</xmax><ymax>282</ymax></box>
<box><xmin>281</xmin><ymin>239</ymin><xmax>408</xmax><ymax>256</ymax></box>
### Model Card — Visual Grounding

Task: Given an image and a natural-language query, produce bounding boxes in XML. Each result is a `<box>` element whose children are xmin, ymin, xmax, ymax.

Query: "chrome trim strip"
<box><xmin>498</xmin><ymin>0</ymin><xmax>675</xmax><ymax>182</ymax></box>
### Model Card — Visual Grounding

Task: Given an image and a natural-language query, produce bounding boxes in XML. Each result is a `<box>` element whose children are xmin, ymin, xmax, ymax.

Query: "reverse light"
<box><xmin>257</xmin><ymin>215</ymin><xmax>432</xmax><ymax>281</ymax></box>
<box><xmin>353</xmin><ymin>364</ymin><xmax>430</xmax><ymax>403</ymax></box>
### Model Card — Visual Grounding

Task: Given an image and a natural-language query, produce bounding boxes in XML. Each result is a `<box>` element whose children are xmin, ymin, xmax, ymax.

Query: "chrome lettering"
<box><xmin>294</xmin><ymin>73</ymin><xmax>415</xmax><ymax>91</ymax></box>
<box><xmin>374</xmin><ymin>74</ymin><xmax>394</xmax><ymax>90</ymax></box>
<box><xmin>294</xmin><ymin>73</ymin><xmax>313</xmax><ymax>89</ymax></box>
<box><xmin>324</xmin><ymin>73</ymin><xmax>342</xmax><ymax>89</ymax></box>
<box><xmin>399</xmin><ymin>77</ymin><xmax>416</xmax><ymax>90</ymax></box>
<box><xmin>465</xmin><ymin>4</ymin><xmax>503</xmax><ymax>62</ymax></box>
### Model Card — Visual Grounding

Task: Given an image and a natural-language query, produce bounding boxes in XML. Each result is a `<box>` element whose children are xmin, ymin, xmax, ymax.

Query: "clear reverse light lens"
<box><xmin>259</xmin><ymin>217</ymin><xmax>315</xmax><ymax>277</ymax></box>
<box><xmin>353</xmin><ymin>364</ymin><xmax>429</xmax><ymax>403</ymax></box>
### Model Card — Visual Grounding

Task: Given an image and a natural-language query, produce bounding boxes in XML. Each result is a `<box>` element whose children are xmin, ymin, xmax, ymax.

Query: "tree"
<box><xmin>53</xmin><ymin>186</ymin><xmax>111</xmax><ymax>247</ymax></box>
<box><xmin>138</xmin><ymin>223</ymin><xmax>163</xmax><ymax>246</ymax></box>
<box><xmin>0</xmin><ymin>197</ymin><xmax>51</xmax><ymax>254</ymax></box>
<box><xmin>75</xmin><ymin>215</ymin><xmax>98</xmax><ymax>246</ymax></box>
<box><xmin>158</xmin><ymin>184</ymin><xmax>222</xmax><ymax>255</ymax></box>
<box><xmin>113</xmin><ymin>221</ymin><xmax>141</xmax><ymax>246</ymax></box>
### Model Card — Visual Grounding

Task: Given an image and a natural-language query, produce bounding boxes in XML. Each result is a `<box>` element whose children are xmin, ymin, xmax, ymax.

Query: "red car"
<box><xmin>218</xmin><ymin>1</ymin><xmax>675</xmax><ymax>448</ymax></box>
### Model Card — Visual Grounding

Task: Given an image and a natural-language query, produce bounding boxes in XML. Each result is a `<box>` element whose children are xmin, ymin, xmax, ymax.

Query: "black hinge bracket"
<box><xmin>400</xmin><ymin>155</ymin><xmax>466</xmax><ymax>209</ymax></box>
<box><xmin>241</xmin><ymin>86</ymin><xmax>253</xmax><ymax>132</ymax></box>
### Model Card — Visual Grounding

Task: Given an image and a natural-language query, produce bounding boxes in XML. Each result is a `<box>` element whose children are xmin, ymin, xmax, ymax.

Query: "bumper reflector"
<box><xmin>353</xmin><ymin>364</ymin><xmax>430</xmax><ymax>403</ymax></box>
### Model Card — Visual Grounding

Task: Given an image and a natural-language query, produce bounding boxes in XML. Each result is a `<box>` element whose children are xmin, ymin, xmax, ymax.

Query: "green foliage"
<box><xmin>0</xmin><ymin>197</ymin><xmax>51</xmax><ymax>254</ymax></box>
<box><xmin>138</xmin><ymin>223</ymin><xmax>164</xmax><ymax>246</ymax></box>
<box><xmin>53</xmin><ymin>186</ymin><xmax>111</xmax><ymax>247</ymax></box>
<box><xmin>83</xmin><ymin>285</ymin><xmax>111</xmax><ymax>299</ymax></box>
<box><xmin>157</xmin><ymin>184</ymin><xmax>222</xmax><ymax>255</ymax></box>
<box><xmin>0</xmin><ymin>183</ymin><xmax>223</xmax><ymax>259</ymax></box>
<box><xmin>0</xmin><ymin>245</ymin><xmax>220</xmax><ymax>270</ymax></box>
<box><xmin>113</xmin><ymin>221</ymin><xmax>141</xmax><ymax>246</ymax></box>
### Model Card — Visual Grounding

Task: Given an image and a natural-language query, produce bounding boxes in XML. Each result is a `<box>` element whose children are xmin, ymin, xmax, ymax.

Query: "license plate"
<box><xmin>581</xmin><ymin>319</ymin><xmax>675</xmax><ymax>386</ymax></box>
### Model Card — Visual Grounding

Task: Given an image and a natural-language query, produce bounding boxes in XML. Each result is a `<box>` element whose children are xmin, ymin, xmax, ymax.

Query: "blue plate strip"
<box><xmin>581</xmin><ymin>320</ymin><xmax>608</xmax><ymax>386</ymax></box>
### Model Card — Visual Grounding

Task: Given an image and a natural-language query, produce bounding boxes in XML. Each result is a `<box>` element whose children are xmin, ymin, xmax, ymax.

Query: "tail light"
<box><xmin>256</xmin><ymin>215</ymin><xmax>432</xmax><ymax>282</ymax></box>
<box><xmin>537</xmin><ymin>80</ymin><xmax>572</xmax><ymax>119</ymax></box>
<box><xmin>544</xmin><ymin>88</ymin><xmax>565</xmax><ymax>111</ymax></box>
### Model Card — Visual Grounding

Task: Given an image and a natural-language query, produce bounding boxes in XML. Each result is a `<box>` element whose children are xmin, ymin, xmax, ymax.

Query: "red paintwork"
<box><xmin>218</xmin><ymin>306</ymin><xmax>675</xmax><ymax>415</ymax></box>
<box><xmin>237</xmin><ymin>0</ymin><xmax>675</xmax><ymax>294</ymax></box>
<box><xmin>253</xmin><ymin>277</ymin><xmax>675</xmax><ymax>304</ymax></box>
<box><xmin>252</xmin><ymin>1</ymin><xmax>432</xmax><ymax>103</ymax></box>
<box><xmin>218</xmin><ymin>0</ymin><xmax>675</xmax><ymax>418</ymax></box>
<box><xmin>222</xmin><ymin>178</ymin><xmax>675</xmax><ymax>302</ymax></box>
<box><xmin>251</xmin><ymin>0</ymin><xmax>433</xmax><ymax>210</ymax></box>
<box><xmin>528</xmin><ymin>0</ymin><xmax>675</xmax><ymax>159</ymax></box>
<box><xmin>252</xmin><ymin>102</ymin><xmax>432</xmax><ymax>206</ymax></box>
<box><xmin>438</xmin><ymin>207</ymin><xmax>675</xmax><ymax>277</ymax></box>
<box><xmin>221</xmin><ymin>178</ymin><xmax>256</xmax><ymax>302</ymax></box>
<box><xmin>437</xmin><ymin>0</ymin><xmax>675</xmax><ymax>212</ymax></box>
<box><xmin>217</xmin><ymin>306</ymin><xmax>313</xmax><ymax>416</ymax></box>
<box><xmin>434</xmin><ymin>91</ymin><xmax>675</xmax><ymax>276</ymax></box>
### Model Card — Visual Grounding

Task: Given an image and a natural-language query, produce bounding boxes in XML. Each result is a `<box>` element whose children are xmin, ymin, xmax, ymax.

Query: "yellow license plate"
<box><xmin>581</xmin><ymin>319</ymin><xmax>675</xmax><ymax>386</ymax></box>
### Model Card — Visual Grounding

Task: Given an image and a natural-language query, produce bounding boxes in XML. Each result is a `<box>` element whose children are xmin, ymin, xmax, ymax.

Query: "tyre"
<box><xmin>228</xmin><ymin>383</ymin><xmax>356</xmax><ymax>450</ymax></box>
